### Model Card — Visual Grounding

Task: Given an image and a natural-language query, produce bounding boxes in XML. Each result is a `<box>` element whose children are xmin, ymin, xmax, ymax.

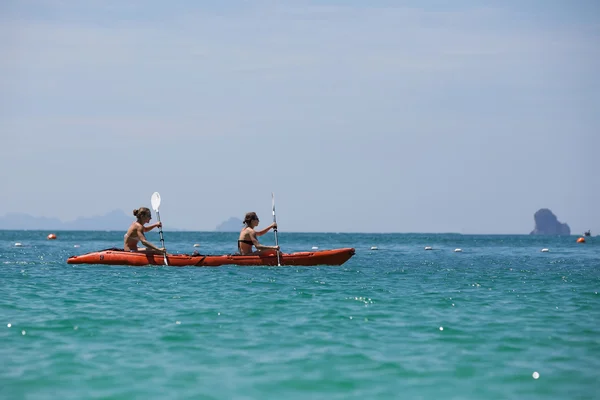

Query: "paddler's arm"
<box><xmin>136</xmin><ymin>226</ymin><xmax>165</xmax><ymax>253</ymax></box>
<box><xmin>143</xmin><ymin>222</ymin><xmax>162</xmax><ymax>232</ymax></box>
<box><xmin>251</xmin><ymin>231</ymin><xmax>279</xmax><ymax>251</ymax></box>
<box><xmin>256</xmin><ymin>223</ymin><xmax>277</xmax><ymax>236</ymax></box>
<box><xmin>140</xmin><ymin>239</ymin><xmax>166</xmax><ymax>253</ymax></box>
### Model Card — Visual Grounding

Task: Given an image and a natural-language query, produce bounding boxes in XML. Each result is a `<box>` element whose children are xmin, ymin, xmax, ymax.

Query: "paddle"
<box><xmin>272</xmin><ymin>192</ymin><xmax>281</xmax><ymax>266</ymax></box>
<box><xmin>151</xmin><ymin>192</ymin><xmax>168</xmax><ymax>266</ymax></box>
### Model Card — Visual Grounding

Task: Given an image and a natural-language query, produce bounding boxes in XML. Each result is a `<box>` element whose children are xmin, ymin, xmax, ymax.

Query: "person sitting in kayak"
<box><xmin>124</xmin><ymin>207</ymin><xmax>166</xmax><ymax>253</ymax></box>
<box><xmin>238</xmin><ymin>212</ymin><xmax>280</xmax><ymax>255</ymax></box>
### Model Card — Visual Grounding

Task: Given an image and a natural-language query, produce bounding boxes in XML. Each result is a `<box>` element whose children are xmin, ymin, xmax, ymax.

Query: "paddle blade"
<box><xmin>151</xmin><ymin>192</ymin><xmax>161</xmax><ymax>212</ymax></box>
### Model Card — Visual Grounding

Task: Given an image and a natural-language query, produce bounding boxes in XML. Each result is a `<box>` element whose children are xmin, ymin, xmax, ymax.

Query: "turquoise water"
<box><xmin>1</xmin><ymin>230</ymin><xmax>599</xmax><ymax>400</ymax></box>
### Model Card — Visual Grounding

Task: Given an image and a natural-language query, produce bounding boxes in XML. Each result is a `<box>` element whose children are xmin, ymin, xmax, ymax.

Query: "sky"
<box><xmin>1</xmin><ymin>0</ymin><xmax>598</xmax><ymax>233</ymax></box>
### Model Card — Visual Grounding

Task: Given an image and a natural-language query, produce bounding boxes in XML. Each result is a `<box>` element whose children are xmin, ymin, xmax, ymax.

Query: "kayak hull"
<box><xmin>66</xmin><ymin>248</ymin><xmax>355</xmax><ymax>267</ymax></box>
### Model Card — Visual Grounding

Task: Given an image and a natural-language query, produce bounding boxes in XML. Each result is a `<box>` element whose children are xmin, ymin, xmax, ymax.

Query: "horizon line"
<box><xmin>0</xmin><ymin>229</ymin><xmax>586</xmax><ymax>236</ymax></box>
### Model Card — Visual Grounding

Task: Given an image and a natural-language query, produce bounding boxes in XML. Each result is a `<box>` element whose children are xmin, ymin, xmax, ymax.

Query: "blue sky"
<box><xmin>1</xmin><ymin>0</ymin><xmax>598</xmax><ymax>233</ymax></box>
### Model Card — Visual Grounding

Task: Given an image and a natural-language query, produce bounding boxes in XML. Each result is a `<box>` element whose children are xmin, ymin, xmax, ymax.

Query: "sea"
<box><xmin>1</xmin><ymin>230</ymin><xmax>598</xmax><ymax>400</ymax></box>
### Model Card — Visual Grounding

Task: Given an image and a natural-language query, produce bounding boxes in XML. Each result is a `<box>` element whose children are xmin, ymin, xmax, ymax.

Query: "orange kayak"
<box><xmin>66</xmin><ymin>248</ymin><xmax>355</xmax><ymax>267</ymax></box>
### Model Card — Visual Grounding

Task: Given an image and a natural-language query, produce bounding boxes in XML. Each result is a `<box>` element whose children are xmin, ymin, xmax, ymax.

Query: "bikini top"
<box><xmin>238</xmin><ymin>239</ymin><xmax>253</xmax><ymax>253</ymax></box>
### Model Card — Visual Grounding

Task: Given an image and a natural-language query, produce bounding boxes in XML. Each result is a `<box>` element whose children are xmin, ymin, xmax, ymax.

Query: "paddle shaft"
<box><xmin>272</xmin><ymin>192</ymin><xmax>280</xmax><ymax>266</ymax></box>
<box><xmin>155</xmin><ymin>210</ymin><xmax>168</xmax><ymax>265</ymax></box>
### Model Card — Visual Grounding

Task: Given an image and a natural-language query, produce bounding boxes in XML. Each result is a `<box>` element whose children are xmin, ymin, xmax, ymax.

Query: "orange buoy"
<box><xmin>47</xmin><ymin>233</ymin><xmax>57</xmax><ymax>240</ymax></box>
<box><xmin>576</xmin><ymin>237</ymin><xmax>585</xmax><ymax>243</ymax></box>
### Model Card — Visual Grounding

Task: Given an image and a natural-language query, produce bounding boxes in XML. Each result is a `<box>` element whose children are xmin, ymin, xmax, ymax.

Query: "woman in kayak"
<box><xmin>124</xmin><ymin>207</ymin><xmax>166</xmax><ymax>253</ymax></box>
<box><xmin>238</xmin><ymin>212</ymin><xmax>279</xmax><ymax>255</ymax></box>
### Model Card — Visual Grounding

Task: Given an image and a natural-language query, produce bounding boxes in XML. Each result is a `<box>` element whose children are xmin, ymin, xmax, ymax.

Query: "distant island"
<box><xmin>0</xmin><ymin>210</ymin><xmax>135</xmax><ymax>231</ymax></box>
<box><xmin>215</xmin><ymin>217</ymin><xmax>243</xmax><ymax>232</ymax></box>
<box><xmin>529</xmin><ymin>208</ymin><xmax>571</xmax><ymax>236</ymax></box>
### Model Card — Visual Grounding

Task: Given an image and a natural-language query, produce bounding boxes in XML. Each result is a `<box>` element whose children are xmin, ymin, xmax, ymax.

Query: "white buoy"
<box><xmin>370</xmin><ymin>246</ymin><xmax>378</xmax><ymax>250</ymax></box>
<box><xmin>541</xmin><ymin>248</ymin><xmax>549</xmax><ymax>252</ymax></box>
<box><xmin>312</xmin><ymin>246</ymin><xmax>319</xmax><ymax>250</ymax></box>
<box><xmin>74</xmin><ymin>245</ymin><xmax>80</xmax><ymax>248</ymax></box>
<box><xmin>14</xmin><ymin>243</ymin><xmax>22</xmax><ymax>247</ymax></box>
<box><xmin>454</xmin><ymin>248</ymin><xmax>462</xmax><ymax>252</ymax></box>
<box><xmin>532</xmin><ymin>371</ymin><xmax>540</xmax><ymax>379</ymax></box>
<box><xmin>425</xmin><ymin>246</ymin><xmax>433</xmax><ymax>250</ymax></box>
<box><xmin>193</xmin><ymin>244</ymin><xmax>200</xmax><ymax>247</ymax></box>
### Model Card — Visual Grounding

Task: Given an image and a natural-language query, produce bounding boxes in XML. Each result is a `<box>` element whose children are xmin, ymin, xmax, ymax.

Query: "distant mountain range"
<box><xmin>0</xmin><ymin>211</ymin><xmax>243</xmax><ymax>232</ymax></box>
<box><xmin>0</xmin><ymin>210</ymin><xmax>135</xmax><ymax>231</ymax></box>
